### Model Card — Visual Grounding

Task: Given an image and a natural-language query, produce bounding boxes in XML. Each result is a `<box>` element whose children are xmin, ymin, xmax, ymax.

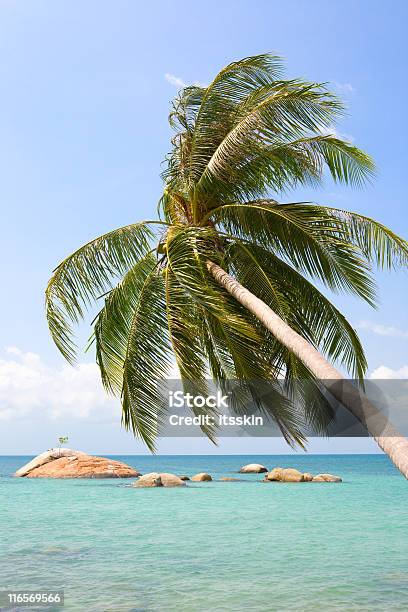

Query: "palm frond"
<box><xmin>281</xmin><ymin>356</ymin><xmax>337</xmax><ymax>436</ymax></box>
<box><xmin>165</xmin><ymin>225</ymin><xmax>308</xmax><ymax>445</ymax></box>
<box><xmin>317</xmin><ymin>205</ymin><xmax>408</xmax><ymax>269</ymax></box>
<box><xmin>46</xmin><ymin>222</ymin><xmax>154</xmax><ymax>362</ymax></box>
<box><xmin>193</xmin><ymin>88</ymin><xmax>347</xmax><ymax>201</ymax></box>
<box><xmin>121</xmin><ymin>267</ymin><xmax>173</xmax><ymax>452</ymax></box>
<box><xmin>188</xmin><ymin>54</ymin><xmax>284</xmax><ymax>186</ymax></box>
<box><xmin>227</xmin><ymin>239</ymin><xmax>367</xmax><ymax>379</ymax></box>
<box><xmin>164</xmin><ymin>266</ymin><xmax>218</xmax><ymax>442</ymax></box>
<box><xmin>93</xmin><ymin>253</ymin><xmax>158</xmax><ymax>393</ymax></box>
<box><xmin>162</xmin><ymin>52</ymin><xmax>374</xmax><ymax>209</ymax></box>
<box><xmin>293</xmin><ymin>136</ymin><xmax>375</xmax><ymax>187</ymax></box>
<box><xmin>212</xmin><ymin>201</ymin><xmax>377</xmax><ymax>305</ymax></box>
<box><xmin>168</xmin><ymin>85</ymin><xmax>207</xmax><ymax>133</ymax></box>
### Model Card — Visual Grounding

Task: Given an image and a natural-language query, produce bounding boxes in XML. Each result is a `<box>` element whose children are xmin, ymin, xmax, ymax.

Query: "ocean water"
<box><xmin>1</xmin><ymin>454</ymin><xmax>408</xmax><ymax>611</ymax></box>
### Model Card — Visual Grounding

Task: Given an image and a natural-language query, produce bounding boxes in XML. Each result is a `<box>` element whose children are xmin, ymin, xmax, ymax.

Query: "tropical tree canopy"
<box><xmin>46</xmin><ymin>54</ymin><xmax>408</xmax><ymax>451</ymax></box>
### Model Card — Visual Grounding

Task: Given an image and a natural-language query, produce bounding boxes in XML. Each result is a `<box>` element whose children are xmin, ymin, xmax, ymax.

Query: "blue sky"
<box><xmin>0</xmin><ymin>0</ymin><xmax>407</xmax><ymax>454</ymax></box>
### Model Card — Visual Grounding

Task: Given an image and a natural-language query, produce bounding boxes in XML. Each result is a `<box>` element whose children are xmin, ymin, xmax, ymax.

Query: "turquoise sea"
<box><xmin>1</xmin><ymin>454</ymin><xmax>408</xmax><ymax>611</ymax></box>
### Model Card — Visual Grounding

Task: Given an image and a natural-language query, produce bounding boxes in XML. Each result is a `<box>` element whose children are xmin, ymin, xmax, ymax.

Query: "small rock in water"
<box><xmin>159</xmin><ymin>473</ymin><xmax>187</xmax><ymax>487</ymax></box>
<box><xmin>239</xmin><ymin>463</ymin><xmax>268</xmax><ymax>473</ymax></box>
<box><xmin>133</xmin><ymin>472</ymin><xmax>186</xmax><ymax>487</ymax></box>
<box><xmin>312</xmin><ymin>473</ymin><xmax>342</xmax><ymax>482</ymax></box>
<box><xmin>265</xmin><ymin>467</ymin><xmax>304</xmax><ymax>482</ymax></box>
<box><xmin>220</xmin><ymin>477</ymin><xmax>240</xmax><ymax>481</ymax></box>
<box><xmin>191</xmin><ymin>472</ymin><xmax>212</xmax><ymax>482</ymax></box>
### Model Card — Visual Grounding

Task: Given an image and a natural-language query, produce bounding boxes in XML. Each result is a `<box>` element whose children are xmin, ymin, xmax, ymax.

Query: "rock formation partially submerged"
<box><xmin>191</xmin><ymin>472</ymin><xmax>212</xmax><ymax>481</ymax></box>
<box><xmin>15</xmin><ymin>449</ymin><xmax>140</xmax><ymax>479</ymax></box>
<box><xmin>311</xmin><ymin>473</ymin><xmax>342</xmax><ymax>482</ymax></box>
<box><xmin>264</xmin><ymin>467</ymin><xmax>342</xmax><ymax>483</ymax></box>
<box><xmin>15</xmin><ymin>448</ymin><xmax>87</xmax><ymax>477</ymax></box>
<box><xmin>133</xmin><ymin>472</ymin><xmax>186</xmax><ymax>487</ymax></box>
<box><xmin>239</xmin><ymin>463</ymin><xmax>268</xmax><ymax>473</ymax></box>
<box><xmin>265</xmin><ymin>467</ymin><xmax>304</xmax><ymax>482</ymax></box>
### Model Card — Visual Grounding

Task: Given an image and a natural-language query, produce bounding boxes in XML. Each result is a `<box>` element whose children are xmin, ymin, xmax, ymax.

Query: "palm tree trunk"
<box><xmin>207</xmin><ymin>261</ymin><xmax>408</xmax><ymax>479</ymax></box>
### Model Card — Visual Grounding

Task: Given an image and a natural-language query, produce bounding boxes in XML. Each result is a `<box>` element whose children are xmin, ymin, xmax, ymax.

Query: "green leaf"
<box><xmin>121</xmin><ymin>268</ymin><xmax>173</xmax><ymax>452</ymax></box>
<box><xmin>317</xmin><ymin>205</ymin><xmax>408</xmax><ymax>269</ymax></box>
<box><xmin>93</xmin><ymin>253</ymin><xmax>158</xmax><ymax>393</ymax></box>
<box><xmin>46</xmin><ymin>222</ymin><xmax>154</xmax><ymax>362</ymax></box>
<box><xmin>227</xmin><ymin>240</ymin><xmax>367</xmax><ymax>379</ymax></box>
<box><xmin>213</xmin><ymin>201</ymin><xmax>377</xmax><ymax>305</ymax></box>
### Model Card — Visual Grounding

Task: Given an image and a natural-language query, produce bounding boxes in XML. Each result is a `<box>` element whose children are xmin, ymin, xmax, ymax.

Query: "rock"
<box><xmin>178</xmin><ymin>475</ymin><xmax>190</xmax><ymax>481</ymax></box>
<box><xmin>133</xmin><ymin>472</ymin><xmax>162</xmax><ymax>487</ymax></box>
<box><xmin>263</xmin><ymin>467</ymin><xmax>342</xmax><ymax>483</ymax></box>
<box><xmin>22</xmin><ymin>454</ymin><xmax>140</xmax><ymax>479</ymax></box>
<box><xmin>159</xmin><ymin>473</ymin><xmax>186</xmax><ymax>487</ymax></box>
<box><xmin>239</xmin><ymin>463</ymin><xmax>268</xmax><ymax>473</ymax></box>
<box><xmin>14</xmin><ymin>448</ymin><xmax>87</xmax><ymax>477</ymax></box>
<box><xmin>312</xmin><ymin>473</ymin><xmax>342</xmax><ymax>482</ymax></box>
<box><xmin>133</xmin><ymin>472</ymin><xmax>186</xmax><ymax>487</ymax></box>
<box><xmin>265</xmin><ymin>467</ymin><xmax>304</xmax><ymax>482</ymax></box>
<box><xmin>220</xmin><ymin>477</ymin><xmax>240</xmax><ymax>481</ymax></box>
<box><xmin>191</xmin><ymin>472</ymin><xmax>212</xmax><ymax>482</ymax></box>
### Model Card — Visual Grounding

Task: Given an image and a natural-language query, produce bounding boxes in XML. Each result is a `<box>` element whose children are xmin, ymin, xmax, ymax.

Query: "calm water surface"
<box><xmin>1</xmin><ymin>454</ymin><xmax>407</xmax><ymax>611</ymax></box>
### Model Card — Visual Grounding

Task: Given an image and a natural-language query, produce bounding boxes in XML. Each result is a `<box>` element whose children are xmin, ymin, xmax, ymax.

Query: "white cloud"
<box><xmin>164</xmin><ymin>73</ymin><xmax>207</xmax><ymax>89</ymax></box>
<box><xmin>370</xmin><ymin>365</ymin><xmax>408</xmax><ymax>380</ymax></box>
<box><xmin>358</xmin><ymin>320</ymin><xmax>408</xmax><ymax>339</ymax></box>
<box><xmin>165</xmin><ymin>73</ymin><xmax>187</xmax><ymax>88</ymax></box>
<box><xmin>0</xmin><ymin>347</ymin><xmax>117</xmax><ymax>423</ymax></box>
<box><xmin>333</xmin><ymin>81</ymin><xmax>355</xmax><ymax>94</ymax></box>
<box><xmin>0</xmin><ymin>347</ymin><xmax>181</xmax><ymax>423</ymax></box>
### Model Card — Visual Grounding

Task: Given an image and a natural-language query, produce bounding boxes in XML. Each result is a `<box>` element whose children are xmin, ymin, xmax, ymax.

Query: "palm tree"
<box><xmin>46</xmin><ymin>54</ymin><xmax>408</xmax><ymax>476</ymax></box>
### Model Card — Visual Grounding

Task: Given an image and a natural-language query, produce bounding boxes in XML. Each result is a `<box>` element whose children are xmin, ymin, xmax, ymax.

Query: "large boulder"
<box><xmin>191</xmin><ymin>472</ymin><xmax>212</xmax><ymax>482</ymax></box>
<box><xmin>133</xmin><ymin>472</ymin><xmax>186</xmax><ymax>487</ymax></box>
<box><xmin>133</xmin><ymin>473</ymin><xmax>163</xmax><ymax>487</ymax></box>
<box><xmin>18</xmin><ymin>453</ymin><xmax>140</xmax><ymax>479</ymax></box>
<box><xmin>14</xmin><ymin>448</ymin><xmax>87</xmax><ymax>477</ymax></box>
<box><xmin>239</xmin><ymin>463</ymin><xmax>268</xmax><ymax>473</ymax></box>
<box><xmin>312</xmin><ymin>473</ymin><xmax>342</xmax><ymax>482</ymax></box>
<box><xmin>265</xmin><ymin>467</ymin><xmax>304</xmax><ymax>482</ymax></box>
<box><xmin>178</xmin><ymin>475</ymin><xmax>190</xmax><ymax>481</ymax></box>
